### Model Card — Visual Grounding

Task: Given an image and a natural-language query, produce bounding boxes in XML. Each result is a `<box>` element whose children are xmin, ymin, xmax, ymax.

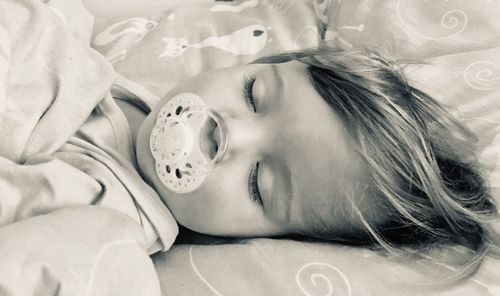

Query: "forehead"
<box><xmin>272</xmin><ymin>61</ymin><xmax>376</xmax><ymax>235</ymax></box>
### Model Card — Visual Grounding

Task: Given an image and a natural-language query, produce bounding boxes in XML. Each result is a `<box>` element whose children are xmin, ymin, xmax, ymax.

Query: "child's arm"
<box><xmin>81</xmin><ymin>0</ymin><xmax>214</xmax><ymax>17</ymax></box>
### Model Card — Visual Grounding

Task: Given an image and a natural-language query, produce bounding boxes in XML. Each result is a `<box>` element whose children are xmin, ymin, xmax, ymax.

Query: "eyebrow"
<box><xmin>264</xmin><ymin>160</ymin><xmax>294</xmax><ymax>223</ymax></box>
<box><xmin>280</xmin><ymin>165</ymin><xmax>294</xmax><ymax>223</ymax></box>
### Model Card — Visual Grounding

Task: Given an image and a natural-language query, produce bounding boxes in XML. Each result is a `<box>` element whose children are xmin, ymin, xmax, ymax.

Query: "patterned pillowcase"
<box><xmin>91</xmin><ymin>0</ymin><xmax>333</xmax><ymax>97</ymax></box>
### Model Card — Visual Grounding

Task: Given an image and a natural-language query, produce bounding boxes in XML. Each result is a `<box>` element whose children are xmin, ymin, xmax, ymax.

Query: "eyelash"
<box><xmin>244</xmin><ymin>74</ymin><xmax>262</xmax><ymax>206</ymax></box>
<box><xmin>249</xmin><ymin>162</ymin><xmax>263</xmax><ymax>206</ymax></box>
<box><xmin>243</xmin><ymin>75</ymin><xmax>257</xmax><ymax>113</ymax></box>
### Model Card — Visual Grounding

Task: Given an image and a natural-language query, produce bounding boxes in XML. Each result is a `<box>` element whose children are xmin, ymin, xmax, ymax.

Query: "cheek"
<box><xmin>193</xmin><ymin>69</ymin><xmax>250</xmax><ymax>111</ymax></box>
<box><xmin>183</xmin><ymin>172</ymin><xmax>267</xmax><ymax>234</ymax></box>
<box><xmin>165</xmin><ymin>171</ymin><xmax>241</xmax><ymax>227</ymax></box>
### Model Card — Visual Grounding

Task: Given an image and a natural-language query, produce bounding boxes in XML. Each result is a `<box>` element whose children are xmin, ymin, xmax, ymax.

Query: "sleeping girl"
<box><xmin>121</xmin><ymin>47</ymin><xmax>499</xmax><ymax>279</ymax></box>
<box><xmin>0</xmin><ymin>0</ymin><xmax>497</xmax><ymax>288</ymax></box>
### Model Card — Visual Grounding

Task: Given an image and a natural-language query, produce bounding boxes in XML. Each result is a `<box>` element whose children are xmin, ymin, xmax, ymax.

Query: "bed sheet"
<box><xmin>90</xmin><ymin>0</ymin><xmax>500</xmax><ymax>295</ymax></box>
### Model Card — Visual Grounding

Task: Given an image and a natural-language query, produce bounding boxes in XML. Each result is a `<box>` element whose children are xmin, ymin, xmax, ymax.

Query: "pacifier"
<box><xmin>150</xmin><ymin>93</ymin><xmax>229</xmax><ymax>193</ymax></box>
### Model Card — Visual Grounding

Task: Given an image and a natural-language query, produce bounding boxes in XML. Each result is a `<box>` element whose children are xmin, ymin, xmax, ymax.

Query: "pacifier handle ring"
<box><xmin>181</xmin><ymin>106</ymin><xmax>205</xmax><ymax>120</ymax></box>
<box><xmin>205</xmin><ymin>108</ymin><xmax>229</xmax><ymax>170</ymax></box>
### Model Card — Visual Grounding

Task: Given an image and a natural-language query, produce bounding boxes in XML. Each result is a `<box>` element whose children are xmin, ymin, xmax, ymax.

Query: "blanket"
<box><xmin>0</xmin><ymin>0</ymin><xmax>176</xmax><ymax>294</ymax></box>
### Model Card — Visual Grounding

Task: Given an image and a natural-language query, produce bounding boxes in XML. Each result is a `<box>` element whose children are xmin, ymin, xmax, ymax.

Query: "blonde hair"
<box><xmin>256</xmin><ymin>46</ymin><xmax>499</xmax><ymax>280</ymax></box>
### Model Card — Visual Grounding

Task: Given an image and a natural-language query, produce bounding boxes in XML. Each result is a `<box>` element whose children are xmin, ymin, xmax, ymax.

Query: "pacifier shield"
<box><xmin>150</xmin><ymin>93</ymin><xmax>209</xmax><ymax>193</ymax></box>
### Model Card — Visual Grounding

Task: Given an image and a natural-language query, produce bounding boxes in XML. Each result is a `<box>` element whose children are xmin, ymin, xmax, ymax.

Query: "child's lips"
<box><xmin>199</xmin><ymin>117</ymin><xmax>219</xmax><ymax>160</ymax></box>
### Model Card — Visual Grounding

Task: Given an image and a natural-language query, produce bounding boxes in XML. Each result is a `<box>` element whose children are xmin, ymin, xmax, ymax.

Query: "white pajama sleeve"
<box><xmin>0</xmin><ymin>206</ymin><xmax>162</xmax><ymax>296</ymax></box>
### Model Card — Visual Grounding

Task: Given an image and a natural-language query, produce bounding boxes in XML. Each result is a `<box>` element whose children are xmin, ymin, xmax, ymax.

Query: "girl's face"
<box><xmin>137</xmin><ymin>61</ymin><xmax>382</xmax><ymax>238</ymax></box>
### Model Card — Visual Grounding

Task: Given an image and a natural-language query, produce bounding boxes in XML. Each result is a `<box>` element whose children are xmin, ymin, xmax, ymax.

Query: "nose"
<box><xmin>206</xmin><ymin>108</ymin><xmax>274</xmax><ymax>166</ymax></box>
<box><xmin>223</xmin><ymin>114</ymin><xmax>267</xmax><ymax>156</ymax></box>
<box><xmin>198</xmin><ymin>107</ymin><xmax>270</xmax><ymax>170</ymax></box>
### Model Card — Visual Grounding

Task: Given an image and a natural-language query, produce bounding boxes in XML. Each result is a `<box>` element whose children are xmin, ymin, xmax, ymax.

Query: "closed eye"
<box><xmin>243</xmin><ymin>75</ymin><xmax>257</xmax><ymax>113</ymax></box>
<box><xmin>249</xmin><ymin>162</ymin><xmax>263</xmax><ymax>206</ymax></box>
